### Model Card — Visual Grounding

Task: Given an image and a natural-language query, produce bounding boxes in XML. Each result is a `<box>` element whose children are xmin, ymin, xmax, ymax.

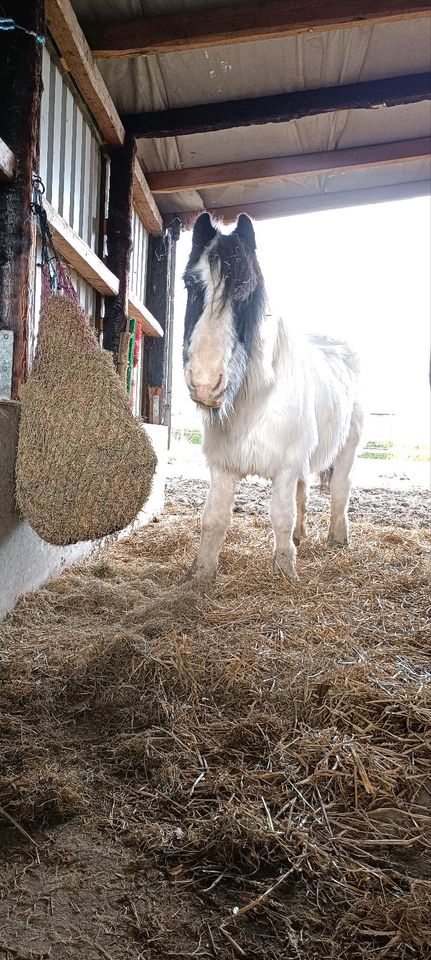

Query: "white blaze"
<box><xmin>186</xmin><ymin>249</ymin><xmax>235</xmax><ymax>406</ymax></box>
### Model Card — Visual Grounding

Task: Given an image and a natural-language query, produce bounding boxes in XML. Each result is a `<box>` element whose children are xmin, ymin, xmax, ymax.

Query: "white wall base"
<box><xmin>0</xmin><ymin>404</ymin><xmax>167</xmax><ymax>620</ymax></box>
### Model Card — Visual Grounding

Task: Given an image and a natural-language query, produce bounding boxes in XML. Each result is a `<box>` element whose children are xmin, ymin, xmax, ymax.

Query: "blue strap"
<box><xmin>0</xmin><ymin>17</ymin><xmax>45</xmax><ymax>44</ymax></box>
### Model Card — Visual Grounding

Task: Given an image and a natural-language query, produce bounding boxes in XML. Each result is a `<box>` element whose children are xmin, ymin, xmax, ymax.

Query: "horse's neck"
<box><xmin>243</xmin><ymin>312</ymin><xmax>282</xmax><ymax>399</ymax></box>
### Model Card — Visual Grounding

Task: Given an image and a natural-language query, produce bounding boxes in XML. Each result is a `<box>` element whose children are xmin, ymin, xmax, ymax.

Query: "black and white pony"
<box><xmin>182</xmin><ymin>212</ymin><xmax>363</xmax><ymax>582</ymax></box>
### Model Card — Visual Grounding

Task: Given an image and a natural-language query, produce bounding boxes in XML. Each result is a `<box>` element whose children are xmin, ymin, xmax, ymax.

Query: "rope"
<box><xmin>155</xmin><ymin>217</ymin><xmax>182</xmax><ymax>261</ymax></box>
<box><xmin>31</xmin><ymin>177</ymin><xmax>79</xmax><ymax>304</ymax></box>
<box><xmin>0</xmin><ymin>17</ymin><xmax>45</xmax><ymax>44</ymax></box>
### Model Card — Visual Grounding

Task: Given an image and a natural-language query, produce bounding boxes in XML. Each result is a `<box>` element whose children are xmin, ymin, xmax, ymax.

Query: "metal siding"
<box><xmin>31</xmin><ymin>46</ymin><xmax>102</xmax><ymax>353</ymax></box>
<box><xmin>39</xmin><ymin>46</ymin><xmax>101</xmax><ymax>255</ymax></box>
<box><xmin>130</xmin><ymin>208</ymin><xmax>149</xmax><ymax>304</ymax></box>
<box><xmin>62</xmin><ymin>87</ymin><xmax>75</xmax><ymax>226</ymax></box>
<box><xmin>35</xmin><ymin>46</ymin><xmax>150</xmax><ymax>419</ymax></box>
<box><xmin>129</xmin><ymin>208</ymin><xmax>150</xmax><ymax>416</ymax></box>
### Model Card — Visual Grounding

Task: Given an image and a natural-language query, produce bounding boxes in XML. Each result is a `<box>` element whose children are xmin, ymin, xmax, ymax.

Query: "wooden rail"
<box><xmin>44</xmin><ymin>200</ymin><xmax>163</xmax><ymax>336</ymax></box>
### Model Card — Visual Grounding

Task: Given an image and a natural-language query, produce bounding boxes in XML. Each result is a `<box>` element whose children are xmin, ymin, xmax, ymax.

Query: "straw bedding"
<box><xmin>0</xmin><ymin>481</ymin><xmax>430</xmax><ymax>960</ymax></box>
<box><xmin>16</xmin><ymin>294</ymin><xmax>156</xmax><ymax>545</ymax></box>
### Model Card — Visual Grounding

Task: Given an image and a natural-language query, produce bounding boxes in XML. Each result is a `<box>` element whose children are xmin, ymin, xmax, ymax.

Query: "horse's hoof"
<box><xmin>327</xmin><ymin>535</ymin><xmax>349</xmax><ymax>548</ymax></box>
<box><xmin>180</xmin><ymin>560</ymin><xmax>216</xmax><ymax>585</ymax></box>
<box><xmin>273</xmin><ymin>556</ymin><xmax>299</xmax><ymax>582</ymax></box>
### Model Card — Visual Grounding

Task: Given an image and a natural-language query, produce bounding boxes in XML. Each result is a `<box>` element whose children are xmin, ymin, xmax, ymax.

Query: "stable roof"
<box><xmin>71</xmin><ymin>0</ymin><xmax>431</xmax><ymax>222</ymax></box>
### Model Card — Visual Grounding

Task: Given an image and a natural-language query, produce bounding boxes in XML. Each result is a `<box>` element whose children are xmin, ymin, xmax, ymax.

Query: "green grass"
<box><xmin>171</xmin><ymin>430</ymin><xmax>429</xmax><ymax>463</ymax></box>
<box><xmin>359</xmin><ymin>440</ymin><xmax>430</xmax><ymax>462</ymax></box>
<box><xmin>172</xmin><ymin>428</ymin><xmax>203</xmax><ymax>445</ymax></box>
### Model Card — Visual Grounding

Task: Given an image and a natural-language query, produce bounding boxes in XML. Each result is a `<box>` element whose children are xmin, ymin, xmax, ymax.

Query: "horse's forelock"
<box><xmin>207</xmin><ymin>234</ymin><xmax>261</xmax><ymax>306</ymax></box>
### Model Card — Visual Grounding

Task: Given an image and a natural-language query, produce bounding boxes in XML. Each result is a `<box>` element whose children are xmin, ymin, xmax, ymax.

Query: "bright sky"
<box><xmin>172</xmin><ymin>196</ymin><xmax>431</xmax><ymax>444</ymax></box>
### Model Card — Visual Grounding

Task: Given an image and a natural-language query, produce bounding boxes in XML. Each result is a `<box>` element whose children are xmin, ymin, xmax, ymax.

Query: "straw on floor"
<box><xmin>16</xmin><ymin>294</ymin><xmax>156</xmax><ymax>545</ymax></box>
<box><xmin>0</xmin><ymin>483</ymin><xmax>429</xmax><ymax>960</ymax></box>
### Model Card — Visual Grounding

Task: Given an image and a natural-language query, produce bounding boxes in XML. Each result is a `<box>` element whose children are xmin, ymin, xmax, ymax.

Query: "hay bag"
<box><xmin>16</xmin><ymin>294</ymin><xmax>157</xmax><ymax>545</ymax></box>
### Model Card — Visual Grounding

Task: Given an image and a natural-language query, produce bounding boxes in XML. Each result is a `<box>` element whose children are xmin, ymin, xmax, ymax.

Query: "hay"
<box><xmin>0</xmin><ymin>483</ymin><xmax>430</xmax><ymax>959</ymax></box>
<box><xmin>16</xmin><ymin>294</ymin><xmax>156</xmax><ymax>545</ymax></box>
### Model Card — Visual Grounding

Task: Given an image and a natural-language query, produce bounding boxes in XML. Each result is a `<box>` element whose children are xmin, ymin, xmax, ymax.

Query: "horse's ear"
<box><xmin>233</xmin><ymin>213</ymin><xmax>256</xmax><ymax>252</ymax></box>
<box><xmin>192</xmin><ymin>212</ymin><xmax>217</xmax><ymax>250</ymax></box>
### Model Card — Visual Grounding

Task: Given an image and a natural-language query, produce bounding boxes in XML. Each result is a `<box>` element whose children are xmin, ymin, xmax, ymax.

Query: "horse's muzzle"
<box><xmin>189</xmin><ymin>386</ymin><xmax>224</xmax><ymax>408</ymax></box>
<box><xmin>187</xmin><ymin>372</ymin><xmax>225</xmax><ymax>408</ymax></box>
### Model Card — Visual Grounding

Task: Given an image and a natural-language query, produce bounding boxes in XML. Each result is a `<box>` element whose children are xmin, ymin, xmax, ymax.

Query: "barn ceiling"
<box><xmin>70</xmin><ymin>1</ymin><xmax>431</xmax><ymax>221</ymax></box>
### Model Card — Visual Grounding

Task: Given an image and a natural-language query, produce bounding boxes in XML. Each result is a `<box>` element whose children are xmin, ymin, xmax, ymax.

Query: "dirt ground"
<box><xmin>0</xmin><ymin>478</ymin><xmax>430</xmax><ymax>960</ymax></box>
<box><xmin>165</xmin><ymin>476</ymin><xmax>431</xmax><ymax>528</ymax></box>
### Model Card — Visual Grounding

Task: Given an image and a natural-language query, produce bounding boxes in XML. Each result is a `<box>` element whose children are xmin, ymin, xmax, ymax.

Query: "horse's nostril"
<box><xmin>213</xmin><ymin>386</ymin><xmax>225</xmax><ymax>401</ymax></box>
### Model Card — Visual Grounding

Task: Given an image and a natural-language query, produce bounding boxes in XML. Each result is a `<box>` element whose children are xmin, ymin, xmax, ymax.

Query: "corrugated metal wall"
<box><xmin>130</xmin><ymin>209</ymin><xmax>148</xmax><ymax>305</ymax></box>
<box><xmin>33</xmin><ymin>44</ymin><xmax>102</xmax><ymax>330</ymax></box>
<box><xmin>130</xmin><ymin>208</ymin><xmax>149</xmax><ymax>415</ymax></box>
<box><xmin>40</xmin><ymin>46</ymin><xmax>102</xmax><ymax>255</ymax></box>
<box><xmin>31</xmin><ymin>43</ymin><xmax>151</xmax><ymax>417</ymax></box>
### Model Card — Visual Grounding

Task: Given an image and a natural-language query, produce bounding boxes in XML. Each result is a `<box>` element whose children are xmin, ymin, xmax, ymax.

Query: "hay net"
<box><xmin>16</xmin><ymin>205</ymin><xmax>156</xmax><ymax>545</ymax></box>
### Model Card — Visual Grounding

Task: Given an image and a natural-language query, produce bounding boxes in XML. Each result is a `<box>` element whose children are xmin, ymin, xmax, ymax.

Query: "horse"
<box><xmin>182</xmin><ymin>211</ymin><xmax>363</xmax><ymax>582</ymax></box>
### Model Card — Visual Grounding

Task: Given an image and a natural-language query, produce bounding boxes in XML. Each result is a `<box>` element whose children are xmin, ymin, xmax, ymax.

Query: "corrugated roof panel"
<box><xmin>69</xmin><ymin>2</ymin><xmax>430</xmax><ymax>215</ymax></box>
<box><xmin>94</xmin><ymin>19</ymin><xmax>431</xmax><ymax>112</ymax></box>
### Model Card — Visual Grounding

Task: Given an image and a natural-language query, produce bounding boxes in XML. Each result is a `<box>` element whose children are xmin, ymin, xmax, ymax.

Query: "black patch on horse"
<box><xmin>212</xmin><ymin>233</ymin><xmax>266</xmax><ymax>359</ymax></box>
<box><xmin>182</xmin><ymin>215</ymin><xmax>266</xmax><ymax>367</ymax></box>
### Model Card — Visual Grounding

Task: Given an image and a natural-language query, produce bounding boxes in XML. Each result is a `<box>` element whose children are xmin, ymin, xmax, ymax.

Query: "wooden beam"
<box><xmin>45</xmin><ymin>0</ymin><xmax>163</xmax><ymax>234</ymax></box>
<box><xmin>123</xmin><ymin>72</ymin><xmax>431</xmax><ymax>139</ymax></box>
<box><xmin>45</xmin><ymin>0</ymin><xmax>124</xmax><ymax>145</ymax></box>
<box><xmin>144</xmin><ymin>232</ymin><xmax>177</xmax><ymax>425</ymax></box>
<box><xmin>84</xmin><ymin>0</ymin><xmax>431</xmax><ymax>59</ymax></box>
<box><xmin>44</xmin><ymin>202</ymin><xmax>162</xmax><ymax>336</ymax></box>
<box><xmin>103</xmin><ymin>134</ymin><xmax>136</xmax><ymax>357</ymax></box>
<box><xmin>148</xmin><ymin>137</ymin><xmax>431</xmax><ymax>194</ymax></box>
<box><xmin>0</xmin><ymin>0</ymin><xmax>44</xmax><ymax>399</ymax></box>
<box><xmin>175</xmin><ymin>179</ymin><xmax>431</xmax><ymax>226</ymax></box>
<box><xmin>133</xmin><ymin>159</ymin><xmax>163</xmax><ymax>235</ymax></box>
<box><xmin>0</xmin><ymin>138</ymin><xmax>16</xmax><ymax>181</ymax></box>
<box><xmin>128</xmin><ymin>291</ymin><xmax>163</xmax><ymax>338</ymax></box>
<box><xmin>44</xmin><ymin>199</ymin><xmax>119</xmax><ymax>295</ymax></box>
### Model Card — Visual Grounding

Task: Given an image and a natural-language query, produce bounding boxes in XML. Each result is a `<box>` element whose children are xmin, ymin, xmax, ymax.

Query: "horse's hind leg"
<box><xmin>293</xmin><ymin>478</ymin><xmax>308</xmax><ymax>546</ymax></box>
<box><xmin>328</xmin><ymin>404</ymin><xmax>363</xmax><ymax>546</ymax></box>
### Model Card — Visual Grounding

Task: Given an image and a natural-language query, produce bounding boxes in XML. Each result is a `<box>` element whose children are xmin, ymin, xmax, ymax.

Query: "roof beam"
<box><xmin>84</xmin><ymin>0</ymin><xmax>431</xmax><ymax>59</ymax></box>
<box><xmin>45</xmin><ymin>0</ymin><xmax>163</xmax><ymax>234</ymax></box>
<box><xmin>123</xmin><ymin>72</ymin><xmax>431</xmax><ymax>139</ymax></box>
<box><xmin>0</xmin><ymin>138</ymin><xmax>16</xmax><ymax>181</ymax></box>
<box><xmin>148</xmin><ymin>137</ymin><xmax>431</xmax><ymax>194</ymax></box>
<box><xmin>174</xmin><ymin>179</ymin><xmax>431</xmax><ymax>226</ymax></box>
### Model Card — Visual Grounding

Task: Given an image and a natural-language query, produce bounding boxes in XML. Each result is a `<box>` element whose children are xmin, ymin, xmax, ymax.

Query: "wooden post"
<box><xmin>103</xmin><ymin>132</ymin><xmax>136</xmax><ymax>359</ymax></box>
<box><xmin>144</xmin><ymin>223</ymin><xmax>179</xmax><ymax>427</ymax></box>
<box><xmin>0</xmin><ymin>1</ymin><xmax>44</xmax><ymax>399</ymax></box>
<box><xmin>94</xmin><ymin>152</ymin><xmax>108</xmax><ymax>342</ymax></box>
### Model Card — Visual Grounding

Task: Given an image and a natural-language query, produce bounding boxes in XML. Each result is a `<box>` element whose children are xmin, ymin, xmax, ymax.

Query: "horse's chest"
<box><xmin>204</xmin><ymin>402</ymin><xmax>293</xmax><ymax>479</ymax></box>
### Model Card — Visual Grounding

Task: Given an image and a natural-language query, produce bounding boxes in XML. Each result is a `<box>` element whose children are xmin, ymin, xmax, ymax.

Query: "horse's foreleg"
<box><xmin>270</xmin><ymin>471</ymin><xmax>299</xmax><ymax>581</ymax></box>
<box><xmin>328</xmin><ymin>403</ymin><xmax>363</xmax><ymax>545</ymax></box>
<box><xmin>186</xmin><ymin>468</ymin><xmax>237</xmax><ymax>582</ymax></box>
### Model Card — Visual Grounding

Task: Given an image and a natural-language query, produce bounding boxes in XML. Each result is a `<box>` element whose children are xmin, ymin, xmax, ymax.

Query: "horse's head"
<box><xmin>183</xmin><ymin>213</ymin><xmax>266</xmax><ymax>421</ymax></box>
